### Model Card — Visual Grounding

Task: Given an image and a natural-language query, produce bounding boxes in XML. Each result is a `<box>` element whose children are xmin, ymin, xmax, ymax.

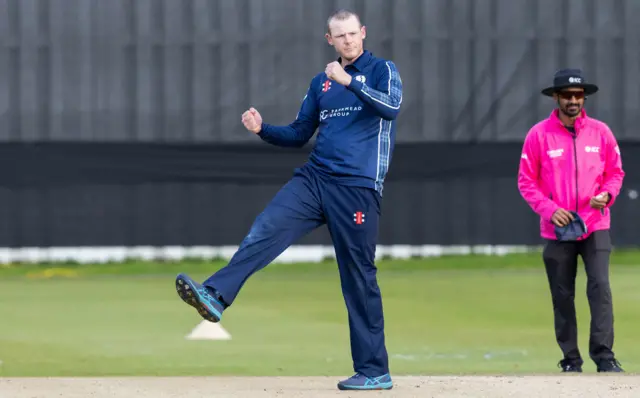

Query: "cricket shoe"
<box><xmin>558</xmin><ymin>359</ymin><xmax>582</xmax><ymax>373</ymax></box>
<box><xmin>597</xmin><ymin>358</ymin><xmax>624</xmax><ymax>373</ymax></box>
<box><xmin>337</xmin><ymin>373</ymin><xmax>393</xmax><ymax>391</ymax></box>
<box><xmin>175</xmin><ymin>273</ymin><xmax>225</xmax><ymax>323</ymax></box>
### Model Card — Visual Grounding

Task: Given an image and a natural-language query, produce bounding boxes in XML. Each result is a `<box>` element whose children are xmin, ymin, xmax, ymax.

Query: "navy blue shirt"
<box><xmin>258</xmin><ymin>50</ymin><xmax>403</xmax><ymax>195</ymax></box>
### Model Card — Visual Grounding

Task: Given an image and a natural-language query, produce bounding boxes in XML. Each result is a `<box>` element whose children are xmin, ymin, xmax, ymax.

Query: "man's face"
<box><xmin>554</xmin><ymin>88</ymin><xmax>585</xmax><ymax>117</ymax></box>
<box><xmin>325</xmin><ymin>15</ymin><xmax>366</xmax><ymax>62</ymax></box>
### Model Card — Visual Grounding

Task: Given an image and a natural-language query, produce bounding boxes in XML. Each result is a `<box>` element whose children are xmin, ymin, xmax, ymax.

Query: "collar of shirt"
<box><xmin>337</xmin><ymin>50</ymin><xmax>373</xmax><ymax>72</ymax></box>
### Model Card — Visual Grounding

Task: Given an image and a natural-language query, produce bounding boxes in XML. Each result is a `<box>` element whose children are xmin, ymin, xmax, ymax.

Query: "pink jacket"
<box><xmin>518</xmin><ymin>109</ymin><xmax>625</xmax><ymax>240</ymax></box>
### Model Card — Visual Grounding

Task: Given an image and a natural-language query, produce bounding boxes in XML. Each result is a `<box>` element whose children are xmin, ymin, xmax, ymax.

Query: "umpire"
<box><xmin>518</xmin><ymin>69</ymin><xmax>625</xmax><ymax>373</ymax></box>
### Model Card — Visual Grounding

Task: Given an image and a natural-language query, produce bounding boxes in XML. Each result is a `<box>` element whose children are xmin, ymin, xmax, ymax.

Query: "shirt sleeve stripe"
<box><xmin>359</xmin><ymin>61</ymin><xmax>403</xmax><ymax>110</ymax></box>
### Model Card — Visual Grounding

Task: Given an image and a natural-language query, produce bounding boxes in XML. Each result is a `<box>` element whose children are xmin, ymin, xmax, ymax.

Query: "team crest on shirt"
<box><xmin>354</xmin><ymin>75</ymin><xmax>366</xmax><ymax>83</ymax></box>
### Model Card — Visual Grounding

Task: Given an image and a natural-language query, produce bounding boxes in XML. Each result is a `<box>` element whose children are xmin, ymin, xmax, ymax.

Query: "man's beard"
<box><xmin>560</xmin><ymin>102</ymin><xmax>581</xmax><ymax>117</ymax></box>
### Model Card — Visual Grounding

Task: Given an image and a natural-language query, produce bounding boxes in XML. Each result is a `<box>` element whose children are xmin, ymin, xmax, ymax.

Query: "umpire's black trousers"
<box><xmin>542</xmin><ymin>229</ymin><xmax>615</xmax><ymax>365</ymax></box>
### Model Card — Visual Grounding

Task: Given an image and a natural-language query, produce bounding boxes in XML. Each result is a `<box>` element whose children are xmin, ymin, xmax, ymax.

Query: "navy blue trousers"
<box><xmin>203</xmin><ymin>166</ymin><xmax>389</xmax><ymax>377</ymax></box>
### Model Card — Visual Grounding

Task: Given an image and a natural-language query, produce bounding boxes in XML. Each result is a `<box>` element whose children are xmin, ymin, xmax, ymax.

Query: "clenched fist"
<box><xmin>325</xmin><ymin>61</ymin><xmax>352</xmax><ymax>86</ymax></box>
<box><xmin>241</xmin><ymin>107</ymin><xmax>262</xmax><ymax>134</ymax></box>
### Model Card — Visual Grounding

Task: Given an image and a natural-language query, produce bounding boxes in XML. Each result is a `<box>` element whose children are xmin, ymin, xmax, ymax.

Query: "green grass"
<box><xmin>0</xmin><ymin>252</ymin><xmax>639</xmax><ymax>376</ymax></box>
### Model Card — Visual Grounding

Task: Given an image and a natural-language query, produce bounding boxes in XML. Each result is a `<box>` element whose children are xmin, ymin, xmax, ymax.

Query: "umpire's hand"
<box><xmin>589</xmin><ymin>192</ymin><xmax>609</xmax><ymax>209</ymax></box>
<box><xmin>241</xmin><ymin>107</ymin><xmax>262</xmax><ymax>134</ymax></box>
<box><xmin>551</xmin><ymin>208</ymin><xmax>575</xmax><ymax>227</ymax></box>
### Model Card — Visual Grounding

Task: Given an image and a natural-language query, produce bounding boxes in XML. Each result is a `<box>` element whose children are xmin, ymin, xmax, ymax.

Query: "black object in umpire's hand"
<box><xmin>554</xmin><ymin>211</ymin><xmax>588</xmax><ymax>241</ymax></box>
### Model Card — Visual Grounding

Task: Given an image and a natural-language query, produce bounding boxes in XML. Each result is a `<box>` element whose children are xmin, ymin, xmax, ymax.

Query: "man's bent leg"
<box><xmin>579</xmin><ymin>230</ymin><xmax>621</xmax><ymax>371</ymax></box>
<box><xmin>176</xmin><ymin>172</ymin><xmax>324</xmax><ymax>322</ymax></box>
<box><xmin>203</xmin><ymin>173</ymin><xmax>324</xmax><ymax>305</ymax></box>
<box><xmin>323</xmin><ymin>183</ymin><xmax>390</xmax><ymax>389</ymax></box>
<box><xmin>542</xmin><ymin>239</ymin><xmax>582</xmax><ymax>367</ymax></box>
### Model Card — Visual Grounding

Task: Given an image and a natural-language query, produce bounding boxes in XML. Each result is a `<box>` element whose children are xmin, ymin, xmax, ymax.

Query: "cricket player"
<box><xmin>518</xmin><ymin>68</ymin><xmax>625</xmax><ymax>373</ymax></box>
<box><xmin>175</xmin><ymin>9</ymin><xmax>402</xmax><ymax>390</ymax></box>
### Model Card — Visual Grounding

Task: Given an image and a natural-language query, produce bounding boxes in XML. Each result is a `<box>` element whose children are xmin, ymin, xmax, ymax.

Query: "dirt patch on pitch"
<box><xmin>0</xmin><ymin>376</ymin><xmax>639</xmax><ymax>397</ymax></box>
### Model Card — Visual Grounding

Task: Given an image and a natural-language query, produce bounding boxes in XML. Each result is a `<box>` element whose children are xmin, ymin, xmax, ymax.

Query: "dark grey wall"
<box><xmin>1</xmin><ymin>0</ymin><xmax>639</xmax><ymax>143</ymax></box>
<box><xmin>0</xmin><ymin>1</ymin><xmax>638</xmax><ymax>249</ymax></box>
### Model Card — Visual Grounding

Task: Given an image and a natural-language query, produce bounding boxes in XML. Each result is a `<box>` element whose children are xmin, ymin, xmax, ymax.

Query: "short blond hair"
<box><xmin>326</xmin><ymin>9</ymin><xmax>362</xmax><ymax>34</ymax></box>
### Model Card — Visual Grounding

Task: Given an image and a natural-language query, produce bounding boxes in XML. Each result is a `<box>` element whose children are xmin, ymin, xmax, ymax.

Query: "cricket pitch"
<box><xmin>1</xmin><ymin>376</ymin><xmax>639</xmax><ymax>398</ymax></box>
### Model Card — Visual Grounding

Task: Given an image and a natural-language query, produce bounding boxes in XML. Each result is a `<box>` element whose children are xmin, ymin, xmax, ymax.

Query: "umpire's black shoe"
<box><xmin>597</xmin><ymin>358</ymin><xmax>624</xmax><ymax>373</ymax></box>
<box><xmin>558</xmin><ymin>359</ymin><xmax>583</xmax><ymax>373</ymax></box>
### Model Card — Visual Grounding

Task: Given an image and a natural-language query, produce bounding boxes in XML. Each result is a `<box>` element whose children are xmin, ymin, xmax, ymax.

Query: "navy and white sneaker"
<box><xmin>337</xmin><ymin>373</ymin><xmax>393</xmax><ymax>391</ymax></box>
<box><xmin>175</xmin><ymin>273</ymin><xmax>226</xmax><ymax>323</ymax></box>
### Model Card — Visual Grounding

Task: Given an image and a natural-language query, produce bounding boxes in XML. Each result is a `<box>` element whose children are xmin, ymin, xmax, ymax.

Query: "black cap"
<box><xmin>541</xmin><ymin>68</ymin><xmax>598</xmax><ymax>97</ymax></box>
